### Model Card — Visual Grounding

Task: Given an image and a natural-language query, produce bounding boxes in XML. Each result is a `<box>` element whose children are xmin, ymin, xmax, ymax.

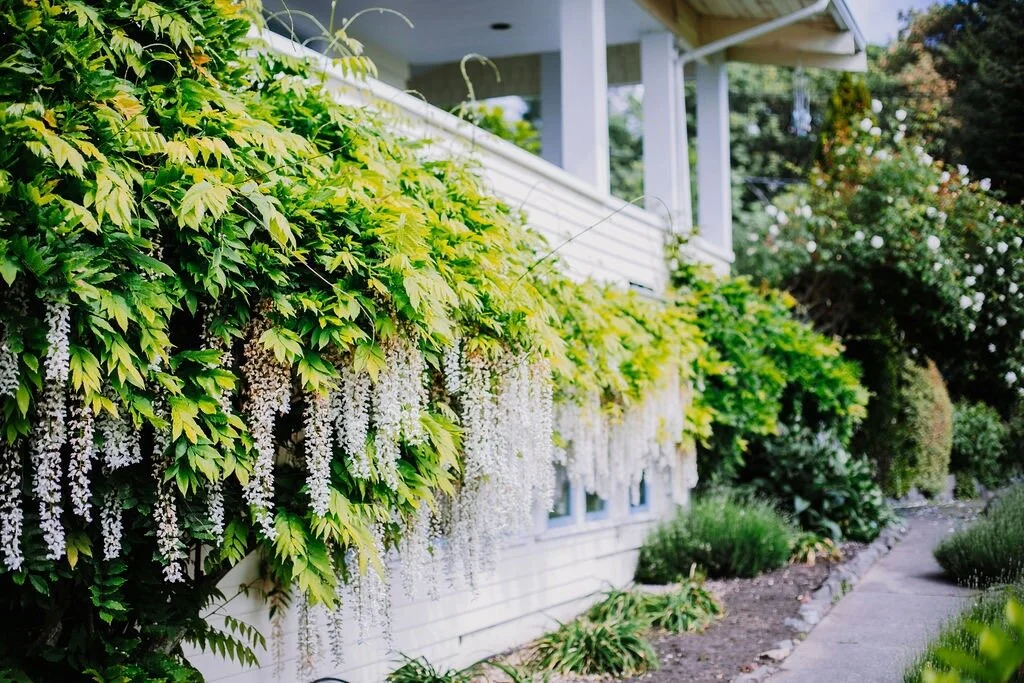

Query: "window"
<box><xmin>630</xmin><ymin>476</ymin><xmax>649</xmax><ymax>513</ymax></box>
<box><xmin>548</xmin><ymin>464</ymin><xmax>573</xmax><ymax>527</ymax></box>
<box><xmin>585</xmin><ymin>491</ymin><xmax>608</xmax><ymax>520</ymax></box>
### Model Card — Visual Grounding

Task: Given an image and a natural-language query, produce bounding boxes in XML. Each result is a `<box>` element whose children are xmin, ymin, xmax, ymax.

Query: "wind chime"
<box><xmin>791</xmin><ymin>65</ymin><xmax>812</xmax><ymax>137</ymax></box>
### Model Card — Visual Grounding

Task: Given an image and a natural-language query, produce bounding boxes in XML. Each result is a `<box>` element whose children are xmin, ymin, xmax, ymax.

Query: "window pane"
<box><xmin>548</xmin><ymin>464</ymin><xmax>572</xmax><ymax>520</ymax></box>
<box><xmin>630</xmin><ymin>476</ymin><xmax>648</xmax><ymax>509</ymax></box>
<box><xmin>585</xmin><ymin>492</ymin><xmax>606</xmax><ymax>515</ymax></box>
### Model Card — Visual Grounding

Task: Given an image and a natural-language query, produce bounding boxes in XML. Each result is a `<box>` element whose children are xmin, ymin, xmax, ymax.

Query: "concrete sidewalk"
<box><xmin>769</xmin><ymin>510</ymin><xmax>975</xmax><ymax>683</ymax></box>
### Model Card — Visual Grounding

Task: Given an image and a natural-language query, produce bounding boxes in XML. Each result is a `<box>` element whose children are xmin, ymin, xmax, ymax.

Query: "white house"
<box><xmin>189</xmin><ymin>2</ymin><xmax>865</xmax><ymax>681</ymax></box>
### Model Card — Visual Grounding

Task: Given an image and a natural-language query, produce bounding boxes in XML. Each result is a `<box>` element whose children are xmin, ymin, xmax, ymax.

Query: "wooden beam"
<box><xmin>633</xmin><ymin>0</ymin><xmax>701</xmax><ymax>50</ymax></box>
<box><xmin>725</xmin><ymin>46</ymin><xmax>868</xmax><ymax>72</ymax></box>
<box><xmin>699</xmin><ymin>16</ymin><xmax>856</xmax><ymax>55</ymax></box>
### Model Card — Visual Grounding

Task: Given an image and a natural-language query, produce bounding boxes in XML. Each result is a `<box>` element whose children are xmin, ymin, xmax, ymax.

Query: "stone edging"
<box><xmin>731</xmin><ymin>523</ymin><xmax>907</xmax><ymax>683</ymax></box>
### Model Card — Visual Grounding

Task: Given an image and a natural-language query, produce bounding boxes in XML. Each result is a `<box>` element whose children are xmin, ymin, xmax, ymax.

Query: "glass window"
<box><xmin>630</xmin><ymin>476</ymin><xmax>650</xmax><ymax>512</ymax></box>
<box><xmin>585</xmin><ymin>491</ymin><xmax>608</xmax><ymax>519</ymax></box>
<box><xmin>548</xmin><ymin>464</ymin><xmax>573</xmax><ymax>526</ymax></box>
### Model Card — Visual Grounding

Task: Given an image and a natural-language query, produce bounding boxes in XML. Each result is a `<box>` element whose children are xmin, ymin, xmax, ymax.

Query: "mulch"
<box><xmin>625</xmin><ymin>559</ymin><xmax>841</xmax><ymax>683</ymax></box>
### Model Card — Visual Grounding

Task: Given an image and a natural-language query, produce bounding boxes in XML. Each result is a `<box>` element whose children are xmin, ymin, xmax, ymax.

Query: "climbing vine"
<box><xmin>0</xmin><ymin>0</ymin><xmax>708</xmax><ymax>678</ymax></box>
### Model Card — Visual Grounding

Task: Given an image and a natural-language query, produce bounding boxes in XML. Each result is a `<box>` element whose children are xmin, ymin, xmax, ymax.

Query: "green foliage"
<box><xmin>789</xmin><ymin>531</ymin><xmax>843</xmax><ymax>566</ymax></box>
<box><xmin>738</xmin><ymin>90</ymin><xmax>1024</xmax><ymax>416</ymax></box>
<box><xmin>952</xmin><ymin>402</ymin><xmax>1009</xmax><ymax>492</ymax></box>
<box><xmin>386</xmin><ymin>655</ymin><xmax>477</xmax><ymax>683</ymax></box>
<box><xmin>586</xmin><ymin>575</ymin><xmax>722</xmax><ymax>635</ymax></box>
<box><xmin>456</xmin><ymin>103</ymin><xmax>541</xmax><ymax>155</ymax></box>
<box><xmin>905</xmin><ymin>584</ymin><xmax>1024</xmax><ymax>683</ymax></box>
<box><xmin>668</xmin><ymin>247</ymin><xmax>868</xmax><ymax>482</ymax></box>
<box><xmin>821</xmin><ymin>73</ymin><xmax>872</xmax><ymax>149</ymax></box>
<box><xmin>529</xmin><ymin>617</ymin><xmax>657</xmax><ymax>677</ymax></box>
<box><xmin>934</xmin><ymin>486</ymin><xmax>1024</xmax><ymax>588</ymax></box>
<box><xmin>751</xmin><ymin>426</ymin><xmax>892</xmax><ymax>542</ymax></box>
<box><xmin>903</xmin><ymin>360</ymin><xmax>955</xmax><ymax>497</ymax></box>
<box><xmin>635</xmin><ymin>492</ymin><xmax>793</xmax><ymax>582</ymax></box>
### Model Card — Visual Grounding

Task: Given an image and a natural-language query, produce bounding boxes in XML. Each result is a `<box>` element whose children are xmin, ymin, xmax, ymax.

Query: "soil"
<box><xmin>624</xmin><ymin>557</ymin><xmax>849</xmax><ymax>683</ymax></box>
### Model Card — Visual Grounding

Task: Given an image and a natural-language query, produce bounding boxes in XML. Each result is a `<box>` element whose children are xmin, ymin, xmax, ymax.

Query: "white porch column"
<box><xmin>641</xmin><ymin>32</ymin><xmax>692</xmax><ymax>230</ymax></box>
<box><xmin>695</xmin><ymin>52</ymin><xmax>732</xmax><ymax>256</ymax></box>
<box><xmin>559</xmin><ymin>0</ymin><xmax>610</xmax><ymax>193</ymax></box>
<box><xmin>540</xmin><ymin>52</ymin><xmax>563</xmax><ymax>168</ymax></box>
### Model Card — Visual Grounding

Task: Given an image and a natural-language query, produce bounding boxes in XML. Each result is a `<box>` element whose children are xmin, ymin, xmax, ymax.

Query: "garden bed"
<box><xmin>623</xmin><ymin>557</ymin><xmax>841</xmax><ymax>683</ymax></box>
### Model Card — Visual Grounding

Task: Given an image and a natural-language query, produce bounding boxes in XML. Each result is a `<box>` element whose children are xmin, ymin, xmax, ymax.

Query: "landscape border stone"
<box><xmin>730</xmin><ymin>523</ymin><xmax>907</xmax><ymax>683</ymax></box>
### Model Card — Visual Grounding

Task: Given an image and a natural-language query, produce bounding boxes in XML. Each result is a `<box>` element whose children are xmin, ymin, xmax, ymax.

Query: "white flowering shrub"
<box><xmin>738</xmin><ymin>102</ymin><xmax>1024</xmax><ymax>413</ymax></box>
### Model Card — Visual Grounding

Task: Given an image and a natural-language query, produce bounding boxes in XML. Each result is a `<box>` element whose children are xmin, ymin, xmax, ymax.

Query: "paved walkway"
<box><xmin>770</xmin><ymin>510</ymin><xmax>975</xmax><ymax>683</ymax></box>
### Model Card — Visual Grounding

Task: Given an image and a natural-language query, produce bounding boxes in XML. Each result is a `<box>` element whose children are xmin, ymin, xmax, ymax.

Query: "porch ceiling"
<box><xmin>262</xmin><ymin>0</ymin><xmax>663</xmax><ymax>67</ymax></box>
<box><xmin>637</xmin><ymin>0</ymin><xmax>866</xmax><ymax>70</ymax></box>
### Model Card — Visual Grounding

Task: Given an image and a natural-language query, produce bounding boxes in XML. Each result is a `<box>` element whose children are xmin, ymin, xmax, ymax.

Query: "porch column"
<box><xmin>695</xmin><ymin>52</ymin><xmax>732</xmax><ymax>256</ymax></box>
<box><xmin>540</xmin><ymin>52</ymin><xmax>563</xmax><ymax>168</ymax></box>
<box><xmin>641</xmin><ymin>32</ymin><xmax>692</xmax><ymax>230</ymax></box>
<box><xmin>559</xmin><ymin>0</ymin><xmax>610</xmax><ymax>193</ymax></box>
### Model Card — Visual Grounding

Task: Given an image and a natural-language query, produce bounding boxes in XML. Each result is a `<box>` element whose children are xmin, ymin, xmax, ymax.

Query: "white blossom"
<box><xmin>894</xmin><ymin>131</ymin><xmax>905</xmax><ymax>144</ymax></box>
<box><xmin>0</xmin><ymin>331</ymin><xmax>18</xmax><ymax>399</ymax></box>
<box><xmin>895</xmin><ymin>109</ymin><xmax>908</xmax><ymax>122</ymax></box>
<box><xmin>32</xmin><ymin>302</ymin><xmax>71</xmax><ymax>560</ymax></box>
<box><xmin>926</xmin><ymin>235</ymin><xmax>941</xmax><ymax>251</ymax></box>
<box><xmin>101</xmin><ymin>491</ymin><xmax>123</xmax><ymax>559</ymax></box>
<box><xmin>98</xmin><ymin>411</ymin><xmax>142</xmax><ymax>470</ymax></box>
<box><xmin>1014</xmin><ymin>237</ymin><xmax>1022</xmax><ymax>248</ymax></box>
<box><xmin>766</xmin><ymin>205</ymin><xmax>779</xmax><ymax>217</ymax></box>
<box><xmin>1010</xmin><ymin>282</ymin><xmax>1019</xmax><ymax>294</ymax></box>
<box><xmin>870</xmin><ymin>126</ymin><xmax>882</xmax><ymax>137</ymax></box>
<box><xmin>960</xmin><ymin>295</ymin><xmax>974</xmax><ymax>309</ymax></box>
<box><xmin>989</xmin><ymin>344</ymin><xmax>997</xmax><ymax>353</ymax></box>
<box><xmin>940</xmin><ymin>171</ymin><xmax>951</xmax><ymax>184</ymax></box>
<box><xmin>806</xmin><ymin>241</ymin><xmax>817</xmax><ymax>254</ymax></box>
<box><xmin>980</xmin><ymin>178</ymin><xmax>992</xmax><ymax>191</ymax></box>
<box><xmin>965</xmin><ymin>276</ymin><xmax>977</xmax><ymax>287</ymax></box>
<box><xmin>207</xmin><ymin>480</ymin><xmax>225</xmax><ymax>545</ymax></box>
<box><xmin>370</xmin><ymin>336</ymin><xmax>428</xmax><ymax>490</ymax></box>
<box><xmin>997</xmin><ymin>316</ymin><xmax>1008</xmax><ymax>327</ymax></box>
<box><xmin>974</xmin><ymin>264</ymin><xmax>985</xmax><ymax>275</ymax></box>
<box><xmin>870</xmin><ymin>235</ymin><xmax>885</xmax><ymax>249</ymax></box>
<box><xmin>997</xmin><ymin>241</ymin><xmax>1009</xmax><ymax>254</ymax></box>
<box><xmin>0</xmin><ymin>442</ymin><xmax>23</xmax><ymax>570</ymax></box>
<box><xmin>152</xmin><ymin>405</ymin><xmax>186</xmax><ymax>583</ymax></box>
<box><xmin>304</xmin><ymin>392</ymin><xmax>334</xmax><ymax>517</ymax></box>
<box><xmin>333</xmin><ymin>365</ymin><xmax>371</xmax><ymax>479</ymax></box>
<box><xmin>1007</xmin><ymin>371</ymin><xmax>1018</xmax><ymax>386</ymax></box>
<box><xmin>67</xmin><ymin>401</ymin><xmax>96</xmax><ymax>521</ymax></box>
<box><xmin>957</xmin><ymin>163</ymin><xmax>969</xmax><ymax>177</ymax></box>
<box><xmin>854</xmin><ymin>230</ymin><xmax>865</xmax><ymax>242</ymax></box>
<box><xmin>859</xmin><ymin>118</ymin><xmax>873</xmax><ymax>132</ymax></box>
<box><xmin>871</xmin><ymin>99</ymin><xmax>883</xmax><ymax>114</ymax></box>
<box><xmin>241</xmin><ymin>316</ymin><xmax>291</xmax><ymax>539</ymax></box>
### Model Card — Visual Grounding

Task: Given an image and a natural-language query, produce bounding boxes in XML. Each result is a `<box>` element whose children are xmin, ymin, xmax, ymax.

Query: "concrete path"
<box><xmin>770</xmin><ymin>510</ymin><xmax>975</xmax><ymax>683</ymax></box>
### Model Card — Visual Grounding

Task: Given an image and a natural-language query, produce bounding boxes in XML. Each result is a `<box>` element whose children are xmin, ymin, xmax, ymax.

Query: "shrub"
<box><xmin>952</xmin><ymin>402</ymin><xmax>1009</xmax><ymax>492</ymax></box>
<box><xmin>790</xmin><ymin>532</ymin><xmax>843</xmax><ymax>566</ymax></box>
<box><xmin>750</xmin><ymin>426</ymin><xmax>892</xmax><ymax>542</ymax></box>
<box><xmin>904</xmin><ymin>359</ymin><xmax>954</xmax><ymax>497</ymax></box>
<box><xmin>634</xmin><ymin>493</ymin><xmax>793</xmax><ymax>582</ymax></box>
<box><xmin>904</xmin><ymin>582</ymin><xmax>1024</xmax><ymax>683</ymax></box>
<box><xmin>643</xmin><ymin>578</ymin><xmax>722</xmax><ymax>634</ymax></box>
<box><xmin>934</xmin><ymin>486</ymin><xmax>1024</xmax><ymax>587</ymax></box>
<box><xmin>530</xmin><ymin>618</ymin><xmax>657</xmax><ymax>677</ymax></box>
<box><xmin>586</xmin><ymin>575</ymin><xmax>722</xmax><ymax>634</ymax></box>
<box><xmin>387</xmin><ymin>656</ymin><xmax>476</xmax><ymax>683</ymax></box>
<box><xmin>668</xmin><ymin>251</ymin><xmax>869</xmax><ymax>482</ymax></box>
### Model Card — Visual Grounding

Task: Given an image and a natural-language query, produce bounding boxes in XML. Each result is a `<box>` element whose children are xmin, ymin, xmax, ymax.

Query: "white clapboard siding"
<box><xmin>189</xmin><ymin>31</ymin><xmax>716</xmax><ymax>683</ymax></box>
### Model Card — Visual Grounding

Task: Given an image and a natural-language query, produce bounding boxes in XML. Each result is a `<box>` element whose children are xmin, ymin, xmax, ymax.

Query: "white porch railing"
<box><xmin>260</xmin><ymin>31</ymin><xmax>731</xmax><ymax>291</ymax></box>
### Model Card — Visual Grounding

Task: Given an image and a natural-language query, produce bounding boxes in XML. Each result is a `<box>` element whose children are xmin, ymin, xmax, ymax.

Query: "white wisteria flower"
<box><xmin>926</xmin><ymin>235</ymin><xmax>941</xmax><ymax>251</ymax></box>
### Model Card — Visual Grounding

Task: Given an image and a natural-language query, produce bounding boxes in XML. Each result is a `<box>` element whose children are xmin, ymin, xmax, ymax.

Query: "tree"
<box><xmin>898</xmin><ymin>0</ymin><xmax>1024</xmax><ymax>201</ymax></box>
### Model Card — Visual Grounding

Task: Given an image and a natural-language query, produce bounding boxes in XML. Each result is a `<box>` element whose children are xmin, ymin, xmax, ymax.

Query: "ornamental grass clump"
<box><xmin>634</xmin><ymin>492</ymin><xmax>793</xmax><ymax>582</ymax></box>
<box><xmin>934</xmin><ymin>485</ymin><xmax>1024</xmax><ymax>588</ymax></box>
<box><xmin>530</xmin><ymin>617</ymin><xmax>658</xmax><ymax>677</ymax></box>
<box><xmin>586</xmin><ymin>574</ymin><xmax>722</xmax><ymax>634</ymax></box>
<box><xmin>903</xmin><ymin>581</ymin><xmax>1024</xmax><ymax>683</ymax></box>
